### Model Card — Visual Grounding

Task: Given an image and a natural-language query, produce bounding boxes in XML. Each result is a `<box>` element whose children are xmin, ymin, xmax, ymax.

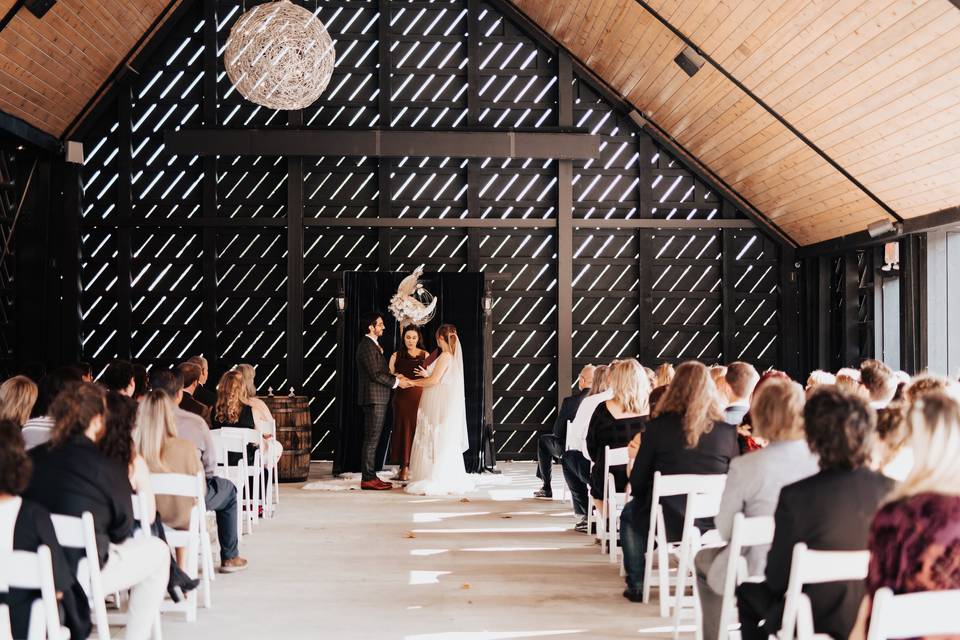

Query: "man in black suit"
<box><xmin>736</xmin><ymin>387</ymin><xmax>894</xmax><ymax>640</ymax></box>
<box><xmin>176</xmin><ymin>362</ymin><xmax>212</xmax><ymax>426</ymax></box>
<box><xmin>534</xmin><ymin>364</ymin><xmax>594</xmax><ymax>499</ymax></box>
<box><xmin>189</xmin><ymin>355</ymin><xmax>217</xmax><ymax>407</ymax></box>
<box><xmin>356</xmin><ymin>311</ymin><xmax>410</xmax><ymax>490</ymax></box>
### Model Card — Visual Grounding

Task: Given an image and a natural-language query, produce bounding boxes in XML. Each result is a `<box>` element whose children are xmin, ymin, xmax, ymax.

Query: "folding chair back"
<box><xmin>779</xmin><ymin>543</ymin><xmax>869</xmax><ymax>640</ymax></box>
<box><xmin>717</xmin><ymin>514</ymin><xmax>776</xmax><ymax>640</ymax></box>
<box><xmin>150</xmin><ymin>472</ymin><xmax>203</xmax><ymax>622</ymax></box>
<box><xmin>1</xmin><ymin>547</ymin><xmax>67</xmax><ymax>639</ymax></box>
<box><xmin>49</xmin><ymin>513</ymin><xmax>111</xmax><ymax>640</ymax></box>
<box><xmin>600</xmin><ymin>446</ymin><xmax>629</xmax><ymax>554</ymax></box>
<box><xmin>867</xmin><ymin>587</ymin><xmax>960</xmax><ymax>640</ymax></box>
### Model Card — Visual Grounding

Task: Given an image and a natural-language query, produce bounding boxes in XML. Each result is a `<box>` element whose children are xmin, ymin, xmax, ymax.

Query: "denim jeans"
<box><xmin>205</xmin><ymin>476</ymin><xmax>240</xmax><ymax>561</ymax></box>
<box><xmin>620</xmin><ymin>498</ymin><xmax>651</xmax><ymax>590</ymax></box>
<box><xmin>560</xmin><ymin>450</ymin><xmax>591</xmax><ymax>516</ymax></box>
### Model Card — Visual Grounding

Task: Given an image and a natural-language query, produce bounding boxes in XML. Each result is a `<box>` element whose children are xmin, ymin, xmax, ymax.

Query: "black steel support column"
<box><xmin>637</xmin><ymin>134</ymin><xmax>654</xmax><ymax>364</ymax></box>
<box><xmin>778</xmin><ymin>245</ymin><xmax>800</xmax><ymax>379</ymax></box>
<box><xmin>556</xmin><ymin>50</ymin><xmax>573</xmax><ymax>401</ymax></box>
<box><xmin>286</xmin><ymin>110</ymin><xmax>304</xmax><ymax>389</ymax></box>
<box><xmin>59</xmin><ymin>161</ymin><xmax>82</xmax><ymax>365</ymax></box>
<box><xmin>377</xmin><ymin>227</ymin><xmax>391</xmax><ymax>271</ymax></box>
<box><xmin>116</xmin><ymin>83</ymin><xmax>133</xmax><ymax>362</ymax></box>
<box><xmin>841</xmin><ymin>252</ymin><xmax>860</xmax><ymax>367</ymax></box>
<box><xmin>201</xmin><ymin>0</ymin><xmax>219</xmax><ymax>376</ymax></box>
<box><xmin>720</xmin><ymin>201</ymin><xmax>735</xmax><ymax>362</ymax></box>
<box><xmin>900</xmin><ymin>234</ymin><xmax>927</xmax><ymax>374</ymax></box>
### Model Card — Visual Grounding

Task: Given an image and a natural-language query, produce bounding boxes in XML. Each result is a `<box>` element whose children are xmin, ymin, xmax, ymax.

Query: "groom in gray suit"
<box><xmin>357</xmin><ymin>311</ymin><xmax>410</xmax><ymax>490</ymax></box>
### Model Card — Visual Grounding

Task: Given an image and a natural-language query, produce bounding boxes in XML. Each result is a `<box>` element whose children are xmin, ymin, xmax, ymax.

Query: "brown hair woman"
<box><xmin>388</xmin><ymin>325</ymin><xmax>429</xmax><ymax>481</ymax></box>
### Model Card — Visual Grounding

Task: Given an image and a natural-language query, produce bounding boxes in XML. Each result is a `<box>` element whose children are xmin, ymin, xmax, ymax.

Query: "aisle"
<box><xmin>162</xmin><ymin>462</ymin><xmax>670</xmax><ymax>640</ymax></box>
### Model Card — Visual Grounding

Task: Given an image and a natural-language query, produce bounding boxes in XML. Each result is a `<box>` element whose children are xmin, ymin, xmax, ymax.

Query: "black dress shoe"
<box><xmin>574</xmin><ymin>517</ymin><xmax>589</xmax><ymax>533</ymax></box>
<box><xmin>533</xmin><ymin>488</ymin><xmax>553</xmax><ymax>499</ymax></box>
<box><xmin>622</xmin><ymin>588</ymin><xmax>644</xmax><ymax>602</ymax></box>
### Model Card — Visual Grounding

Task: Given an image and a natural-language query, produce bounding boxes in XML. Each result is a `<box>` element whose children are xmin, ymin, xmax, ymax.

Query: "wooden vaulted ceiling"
<box><xmin>0</xmin><ymin>0</ymin><xmax>177</xmax><ymax>138</ymax></box>
<box><xmin>0</xmin><ymin>0</ymin><xmax>958</xmax><ymax>245</ymax></box>
<box><xmin>510</xmin><ymin>0</ymin><xmax>960</xmax><ymax>245</ymax></box>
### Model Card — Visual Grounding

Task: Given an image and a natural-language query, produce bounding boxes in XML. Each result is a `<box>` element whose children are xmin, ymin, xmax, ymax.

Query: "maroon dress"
<box><xmin>390</xmin><ymin>350</ymin><xmax>425</xmax><ymax>466</ymax></box>
<box><xmin>866</xmin><ymin>492</ymin><xmax>960</xmax><ymax>640</ymax></box>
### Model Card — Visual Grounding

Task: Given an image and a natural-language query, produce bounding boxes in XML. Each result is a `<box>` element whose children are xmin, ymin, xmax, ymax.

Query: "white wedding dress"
<box><xmin>404</xmin><ymin>346</ymin><xmax>476</xmax><ymax>496</ymax></box>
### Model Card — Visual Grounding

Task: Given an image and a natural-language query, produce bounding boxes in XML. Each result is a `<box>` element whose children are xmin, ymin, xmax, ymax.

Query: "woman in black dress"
<box><xmin>585</xmin><ymin>358</ymin><xmax>650</xmax><ymax>527</ymax></box>
<box><xmin>213</xmin><ymin>371</ymin><xmax>258</xmax><ymax>466</ymax></box>
<box><xmin>388</xmin><ymin>326</ymin><xmax>428</xmax><ymax>481</ymax></box>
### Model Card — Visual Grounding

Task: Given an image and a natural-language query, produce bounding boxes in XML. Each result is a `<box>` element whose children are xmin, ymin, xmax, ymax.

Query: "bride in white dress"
<box><xmin>403</xmin><ymin>324</ymin><xmax>475</xmax><ymax>496</ymax></box>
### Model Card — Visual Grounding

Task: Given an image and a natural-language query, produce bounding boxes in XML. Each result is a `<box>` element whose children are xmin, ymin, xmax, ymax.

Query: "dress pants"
<box><xmin>99</xmin><ymin>536</ymin><xmax>170</xmax><ymax>640</ymax></box>
<box><xmin>535</xmin><ymin>434</ymin><xmax>564</xmax><ymax>490</ymax></box>
<box><xmin>205</xmin><ymin>476</ymin><xmax>240</xmax><ymax>560</ymax></box>
<box><xmin>619</xmin><ymin>499</ymin><xmax>651</xmax><ymax>590</ymax></box>
<box><xmin>694</xmin><ymin>546</ymin><xmax>725</xmax><ymax>640</ymax></box>
<box><xmin>361</xmin><ymin>403</ymin><xmax>388</xmax><ymax>481</ymax></box>
<box><xmin>560</xmin><ymin>450</ymin><xmax>591</xmax><ymax>516</ymax></box>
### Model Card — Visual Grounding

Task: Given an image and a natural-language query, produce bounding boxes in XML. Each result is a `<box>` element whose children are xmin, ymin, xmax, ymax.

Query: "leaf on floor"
<box><xmin>459</xmin><ymin>497</ymin><xmax>470</xmax><ymax>503</ymax></box>
<box><xmin>405</xmin><ymin>531</ymin><xmax>416</xmax><ymax>538</ymax></box>
<box><xmin>461</xmin><ymin>583</ymin><xmax>471</xmax><ymax>589</ymax></box>
<box><xmin>501</xmin><ymin>515</ymin><xmax>512</xmax><ymax>519</ymax></box>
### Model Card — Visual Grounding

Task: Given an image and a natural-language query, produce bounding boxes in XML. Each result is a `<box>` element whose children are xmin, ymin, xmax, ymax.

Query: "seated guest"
<box><xmin>132</xmin><ymin>364</ymin><xmax>150</xmax><ymax>402</ymax></box>
<box><xmin>694</xmin><ymin>379</ymin><xmax>819</xmax><ymax>640</ymax></box>
<box><xmin>806</xmin><ymin>369</ymin><xmax>836</xmax><ymax>389</ymax></box>
<box><xmin>149</xmin><ymin>369</ymin><xmax>247</xmax><ymax>573</ymax></box>
<box><xmin>188</xmin><ymin>355</ymin><xmax>217</xmax><ymax>407</ymax></box>
<box><xmin>24</xmin><ymin>382</ymin><xmax>169</xmax><ymax>640</ymax></box>
<box><xmin>836</xmin><ymin>367</ymin><xmax>869</xmax><ymax>400</ymax></box>
<box><xmin>176</xmin><ymin>361</ymin><xmax>212</xmax><ymax>425</ymax></box>
<box><xmin>642</xmin><ymin>366</ymin><xmax>657</xmax><ymax>393</ymax></box>
<box><xmin>654</xmin><ymin>363</ymin><xmax>675</xmax><ymax>390</ymax></box>
<box><xmin>534</xmin><ymin>364</ymin><xmax>594</xmax><ymax>499</ymax></box>
<box><xmin>849</xmin><ymin>391</ymin><xmax>960</xmax><ymax>640</ymax></box>
<box><xmin>620</xmin><ymin>361</ymin><xmax>739</xmax><ymax>601</ymax></box>
<box><xmin>860</xmin><ymin>360</ymin><xmax>896</xmax><ymax>409</ymax></box>
<box><xmin>738</xmin><ymin>370</ymin><xmax>791</xmax><ymax>451</ymax></box>
<box><xmin>710</xmin><ymin>365</ymin><xmax>731</xmax><ymax>407</ymax></box>
<box><xmin>903</xmin><ymin>374</ymin><xmax>951</xmax><ymax>403</ymax></box>
<box><xmin>585</xmin><ymin>359</ymin><xmax>649</xmax><ymax>522</ymax></box>
<box><xmin>101</xmin><ymin>359</ymin><xmax>137</xmax><ymax>397</ymax></box>
<box><xmin>736</xmin><ymin>387</ymin><xmax>894</xmax><ymax>640</ymax></box>
<box><xmin>134</xmin><ymin>390</ymin><xmax>203</xmax><ymax>567</ymax></box>
<box><xmin>0</xmin><ymin>375</ymin><xmax>38</xmax><ymax>427</ymax></box>
<box><xmin>0</xmin><ymin>419</ymin><xmax>92</xmax><ymax>640</ymax></box>
<box><xmin>236</xmin><ymin>364</ymin><xmax>283</xmax><ymax>468</ymax></box>
<box><xmin>723</xmin><ymin>362</ymin><xmax>759</xmax><ymax>426</ymax></box>
<box><xmin>213</xmin><ymin>371</ymin><xmax>256</xmax><ymax>429</ymax></box>
<box><xmin>561</xmin><ymin>364</ymin><xmax>611</xmax><ymax>526</ymax></box>
<box><xmin>74</xmin><ymin>361</ymin><xmax>94</xmax><ymax>383</ymax></box>
<box><xmin>101</xmin><ymin>391</ymin><xmax>200</xmax><ymax>599</ymax></box>
<box><xmin>22</xmin><ymin>366</ymin><xmax>82</xmax><ymax>450</ymax></box>
<box><xmin>873</xmin><ymin>404</ymin><xmax>912</xmax><ymax>481</ymax></box>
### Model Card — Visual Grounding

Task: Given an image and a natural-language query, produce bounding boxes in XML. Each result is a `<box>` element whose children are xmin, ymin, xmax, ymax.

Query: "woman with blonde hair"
<box><xmin>581</xmin><ymin>358</ymin><xmax>649</xmax><ymax>531</ymax></box>
<box><xmin>849</xmin><ymin>391</ymin><xmax>960</xmax><ymax>640</ymax></box>
<box><xmin>135</xmin><ymin>390</ymin><xmax>202</xmax><ymax>568</ymax></box>
<box><xmin>693</xmin><ymin>378</ymin><xmax>819</xmax><ymax>640</ymax></box>
<box><xmin>619</xmin><ymin>361</ymin><xmax>739</xmax><ymax>601</ymax></box>
<box><xmin>0</xmin><ymin>375</ymin><xmax>38</xmax><ymax>427</ymax></box>
<box><xmin>234</xmin><ymin>364</ymin><xmax>282</xmax><ymax>468</ymax></box>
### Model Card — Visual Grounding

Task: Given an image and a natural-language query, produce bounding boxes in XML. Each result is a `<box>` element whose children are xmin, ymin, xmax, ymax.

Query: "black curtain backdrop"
<box><xmin>333</xmin><ymin>272</ymin><xmax>485</xmax><ymax>475</ymax></box>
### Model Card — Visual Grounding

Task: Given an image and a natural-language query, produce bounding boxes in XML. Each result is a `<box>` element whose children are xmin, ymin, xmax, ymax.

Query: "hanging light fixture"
<box><xmin>224</xmin><ymin>0</ymin><xmax>336</xmax><ymax>110</ymax></box>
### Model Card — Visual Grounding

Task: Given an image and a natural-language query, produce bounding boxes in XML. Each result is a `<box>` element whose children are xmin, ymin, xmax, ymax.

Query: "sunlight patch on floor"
<box><xmin>414</xmin><ymin>511</ymin><xmax>491</xmax><ymax>523</ymax></box>
<box><xmin>408</xmin><ymin>570</ymin><xmax>451</xmax><ymax>585</ymax></box>
<box><xmin>404</xmin><ymin>631</ymin><xmax>587</xmax><ymax>640</ymax></box>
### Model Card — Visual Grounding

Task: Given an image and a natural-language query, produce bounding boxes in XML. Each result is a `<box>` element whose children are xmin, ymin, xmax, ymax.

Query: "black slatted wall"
<box><xmin>75</xmin><ymin>0</ymin><xmax>783</xmax><ymax>461</ymax></box>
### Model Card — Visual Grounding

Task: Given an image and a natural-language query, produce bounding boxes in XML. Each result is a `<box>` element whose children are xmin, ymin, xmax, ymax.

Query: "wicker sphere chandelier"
<box><xmin>224</xmin><ymin>0</ymin><xmax>336</xmax><ymax>110</ymax></box>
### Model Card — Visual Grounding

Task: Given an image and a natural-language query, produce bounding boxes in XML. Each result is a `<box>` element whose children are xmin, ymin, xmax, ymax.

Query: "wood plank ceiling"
<box><xmin>0</xmin><ymin>0</ymin><xmax>174</xmax><ymax>138</ymax></box>
<box><xmin>511</xmin><ymin>0</ymin><xmax>960</xmax><ymax>245</ymax></box>
<box><xmin>0</xmin><ymin>0</ymin><xmax>958</xmax><ymax>244</ymax></box>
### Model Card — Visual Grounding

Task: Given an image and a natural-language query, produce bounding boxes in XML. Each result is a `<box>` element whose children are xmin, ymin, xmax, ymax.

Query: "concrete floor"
<box><xmin>161</xmin><ymin>461</ymin><xmax>673</xmax><ymax>640</ymax></box>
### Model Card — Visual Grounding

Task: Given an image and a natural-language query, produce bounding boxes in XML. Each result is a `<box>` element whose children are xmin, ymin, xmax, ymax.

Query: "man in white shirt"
<box><xmin>860</xmin><ymin>359</ymin><xmax>896</xmax><ymax>409</ymax></box>
<box><xmin>724</xmin><ymin>362</ymin><xmax>759</xmax><ymax>425</ymax></box>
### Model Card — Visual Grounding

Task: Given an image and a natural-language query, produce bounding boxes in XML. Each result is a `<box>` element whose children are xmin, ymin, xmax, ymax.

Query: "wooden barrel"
<box><xmin>262</xmin><ymin>395</ymin><xmax>312</xmax><ymax>482</ymax></box>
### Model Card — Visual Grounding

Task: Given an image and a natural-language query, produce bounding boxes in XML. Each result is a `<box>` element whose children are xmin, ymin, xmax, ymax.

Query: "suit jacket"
<box><xmin>749</xmin><ymin>468</ymin><xmax>895</xmax><ymax>639</ymax></box>
<box><xmin>628</xmin><ymin>411</ymin><xmax>739</xmax><ymax>537</ymax></box>
<box><xmin>356</xmin><ymin>336</ymin><xmax>395</xmax><ymax>406</ymax></box>
<box><xmin>194</xmin><ymin>383</ymin><xmax>217</xmax><ymax>408</ymax></box>
<box><xmin>180</xmin><ymin>391</ymin><xmax>212</xmax><ymax>426</ymax></box>
<box><xmin>551</xmin><ymin>387</ymin><xmax>590</xmax><ymax>440</ymax></box>
<box><xmin>0</xmin><ymin>498</ymin><xmax>92</xmax><ymax>640</ymax></box>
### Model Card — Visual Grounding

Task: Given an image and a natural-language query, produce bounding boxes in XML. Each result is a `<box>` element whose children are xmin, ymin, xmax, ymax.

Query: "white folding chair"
<box><xmin>642</xmin><ymin>472</ymin><xmax>728</xmax><ymax>617</ymax></box>
<box><xmin>671</xmin><ymin>489</ymin><xmax>726</xmax><ymax>639</ymax></box>
<box><xmin>216</xmin><ymin>428</ymin><xmax>263</xmax><ymax>532</ymax></box>
<box><xmin>867</xmin><ymin>587</ymin><xmax>960</xmax><ymax>640</ymax></box>
<box><xmin>716</xmin><ymin>514</ymin><xmax>775</xmax><ymax>640</ymax></box>
<box><xmin>49</xmin><ymin>512</ymin><xmax>112</xmax><ymax>640</ymax></box>
<box><xmin>0</xmin><ymin>603</ymin><xmax>10</xmax><ymax>640</ymax></box>
<box><xmin>0</xmin><ymin>547</ymin><xmax>69</xmax><ymax>639</ymax></box>
<box><xmin>211</xmin><ymin>430</ymin><xmax>251</xmax><ymax>536</ymax></box>
<box><xmin>259</xmin><ymin>418</ymin><xmax>279</xmax><ymax>518</ymax></box>
<box><xmin>150</xmin><ymin>473</ymin><xmax>204</xmax><ymax>622</ymax></box>
<box><xmin>778</xmin><ymin>543</ymin><xmax>870</xmax><ymax>640</ymax></box>
<box><xmin>600</xmin><ymin>445</ymin><xmax>629</xmax><ymax>559</ymax></box>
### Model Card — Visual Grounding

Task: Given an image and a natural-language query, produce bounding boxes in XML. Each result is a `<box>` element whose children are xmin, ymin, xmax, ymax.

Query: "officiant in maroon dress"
<box><xmin>388</xmin><ymin>326</ymin><xmax>429</xmax><ymax>481</ymax></box>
